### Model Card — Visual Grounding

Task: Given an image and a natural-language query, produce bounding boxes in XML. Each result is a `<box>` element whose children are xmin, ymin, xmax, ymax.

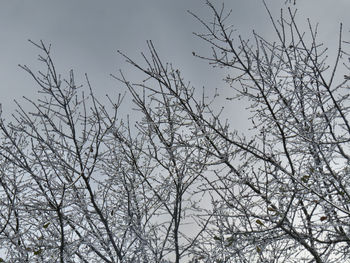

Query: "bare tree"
<box><xmin>189</xmin><ymin>1</ymin><xmax>350</xmax><ymax>262</ymax></box>
<box><xmin>0</xmin><ymin>41</ymin><xmax>210</xmax><ymax>262</ymax></box>
<box><xmin>1</xmin><ymin>1</ymin><xmax>350</xmax><ymax>262</ymax></box>
<box><xmin>0</xmin><ymin>41</ymin><xmax>131</xmax><ymax>262</ymax></box>
<box><xmin>116</xmin><ymin>1</ymin><xmax>350</xmax><ymax>262</ymax></box>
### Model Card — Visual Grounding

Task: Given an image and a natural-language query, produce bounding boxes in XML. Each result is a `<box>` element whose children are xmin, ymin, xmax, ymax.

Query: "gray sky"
<box><xmin>0</xmin><ymin>0</ymin><xmax>349</xmax><ymax>260</ymax></box>
<box><xmin>0</xmin><ymin>0</ymin><xmax>349</xmax><ymax>126</ymax></box>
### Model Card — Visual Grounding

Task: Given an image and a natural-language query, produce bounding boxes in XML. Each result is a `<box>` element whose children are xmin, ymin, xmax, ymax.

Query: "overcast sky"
<box><xmin>1</xmin><ymin>0</ymin><xmax>349</xmax><ymax>127</ymax></box>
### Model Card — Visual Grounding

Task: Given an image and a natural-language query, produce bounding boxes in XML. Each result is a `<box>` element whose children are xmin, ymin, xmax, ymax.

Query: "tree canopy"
<box><xmin>1</xmin><ymin>1</ymin><xmax>350</xmax><ymax>262</ymax></box>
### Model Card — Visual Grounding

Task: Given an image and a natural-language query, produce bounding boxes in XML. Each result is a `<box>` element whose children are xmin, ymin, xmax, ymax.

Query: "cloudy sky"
<box><xmin>0</xmin><ymin>0</ymin><xmax>349</xmax><ymax>126</ymax></box>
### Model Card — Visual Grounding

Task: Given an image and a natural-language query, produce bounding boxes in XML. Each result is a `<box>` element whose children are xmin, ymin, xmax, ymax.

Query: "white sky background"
<box><xmin>1</xmin><ymin>0</ymin><xmax>349</xmax><ymax>128</ymax></box>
